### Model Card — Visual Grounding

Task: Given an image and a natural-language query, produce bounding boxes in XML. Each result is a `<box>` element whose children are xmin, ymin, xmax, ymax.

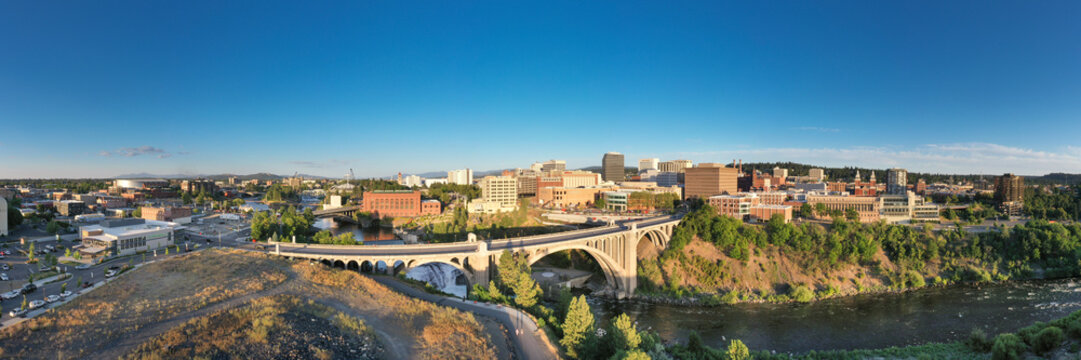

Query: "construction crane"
<box><xmin>348</xmin><ymin>168</ymin><xmax>355</xmax><ymax>181</ymax></box>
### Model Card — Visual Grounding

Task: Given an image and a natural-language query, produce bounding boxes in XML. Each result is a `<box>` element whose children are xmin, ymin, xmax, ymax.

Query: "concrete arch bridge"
<box><xmin>272</xmin><ymin>215</ymin><xmax>680</xmax><ymax>297</ymax></box>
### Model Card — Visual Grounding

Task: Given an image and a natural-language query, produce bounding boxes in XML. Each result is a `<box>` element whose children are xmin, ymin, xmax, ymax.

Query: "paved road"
<box><xmin>369</xmin><ymin>276</ymin><xmax>558</xmax><ymax>360</ymax></box>
<box><xmin>275</xmin><ymin>215</ymin><xmax>680</xmax><ymax>257</ymax></box>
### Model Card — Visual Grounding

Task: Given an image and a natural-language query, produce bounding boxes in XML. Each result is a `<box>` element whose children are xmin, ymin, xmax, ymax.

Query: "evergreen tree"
<box><xmin>607</xmin><ymin>313</ymin><xmax>641</xmax><ymax>352</ymax></box>
<box><xmin>560</xmin><ymin>295</ymin><xmax>595</xmax><ymax>359</ymax></box>
<box><xmin>727</xmin><ymin>339</ymin><xmax>751</xmax><ymax>360</ymax></box>
<box><xmin>512</xmin><ymin>271</ymin><xmax>542</xmax><ymax>308</ymax></box>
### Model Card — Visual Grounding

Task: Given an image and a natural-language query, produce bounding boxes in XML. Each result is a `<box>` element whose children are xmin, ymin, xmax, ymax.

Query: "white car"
<box><xmin>60</xmin><ymin>291</ymin><xmax>72</xmax><ymax>298</ymax></box>
<box><xmin>75</xmin><ymin>264</ymin><xmax>90</xmax><ymax>270</ymax></box>
<box><xmin>0</xmin><ymin>273</ymin><xmax>8</xmax><ymax>281</ymax></box>
<box><xmin>45</xmin><ymin>295</ymin><xmax>60</xmax><ymax>303</ymax></box>
<box><xmin>105</xmin><ymin>270</ymin><xmax>117</xmax><ymax>278</ymax></box>
<box><xmin>1</xmin><ymin>290</ymin><xmax>19</xmax><ymax>300</ymax></box>
<box><xmin>28</xmin><ymin>299</ymin><xmax>45</xmax><ymax>309</ymax></box>
<box><xmin>8</xmin><ymin>308</ymin><xmax>27</xmax><ymax>318</ymax></box>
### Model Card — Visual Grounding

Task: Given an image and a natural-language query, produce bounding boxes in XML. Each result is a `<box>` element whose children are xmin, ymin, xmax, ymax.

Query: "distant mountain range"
<box><xmin>113</xmin><ymin>173</ymin><xmax>329</xmax><ymax>180</ymax></box>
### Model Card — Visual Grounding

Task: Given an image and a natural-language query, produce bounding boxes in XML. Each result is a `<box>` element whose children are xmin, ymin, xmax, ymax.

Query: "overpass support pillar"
<box><xmin>472</xmin><ymin>241</ymin><xmax>490</xmax><ymax>286</ymax></box>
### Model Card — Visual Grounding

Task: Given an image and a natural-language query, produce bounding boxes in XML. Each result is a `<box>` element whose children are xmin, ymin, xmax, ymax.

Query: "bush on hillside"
<box><xmin>1032</xmin><ymin>326</ymin><xmax>1064</xmax><ymax>354</ymax></box>
<box><xmin>965</xmin><ymin>328</ymin><xmax>993</xmax><ymax>352</ymax></box>
<box><xmin>991</xmin><ymin>333</ymin><xmax>1026</xmax><ymax>360</ymax></box>
<box><xmin>791</xmin><ymin>285</ymin><xmax>815</xmax><ymax>303</ymax></box>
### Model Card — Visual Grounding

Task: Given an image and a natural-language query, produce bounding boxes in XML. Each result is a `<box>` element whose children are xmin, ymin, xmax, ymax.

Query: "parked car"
<box><xmin>8</xmin><ymin>308</ymin><xmax>27</xmax><ymax>318</ymax></box>
<box><xmin>20</xmin><ymin>283</ymin><xmax>36</xmax><ymax>294</ymax></box>
<box><xmin>1</xmin><ymin>264</ymin><xmax>9</xmax><ymax>270</ymax></box>
<box><xmin>105</xmin><ymin>269</ymin><xmax>117</xmax><ymax>278</ymax></box>
<box><xmin>81</xmin><ymin>281</ymin><xmax>93</xmax><ymax>288</ymax></box>
<box><xmin>0</xmin><ymin>273</ymin><xmax>8</xmax><ymax>281</ymax></box>
<box><xmin>1</xmin><ymin>290</ymin><xmax>20</xmax><ymax>300</ymax></box>
<box><xmin>75</xmin><ymin>264</ymin><xmax>90</xmax><ymax>270</ymax></box>
<box><xmin>60</xmin><ymin>290</ymin><xmax>73</xmax><ymax>298</ymax></box>
<box><xmin>28</xmin><ymin>299</ymin><xmax>45</xmax><ymax>309</ymax></box>
<box><xmin>39</xmin><ymin>265</ymin><xmax>51</xmax><ymax>272</ymax></box>
<box><xmin>45</xmin><ymin>294</ymin><xmax>60</xmax><ymax>303</ymax></box>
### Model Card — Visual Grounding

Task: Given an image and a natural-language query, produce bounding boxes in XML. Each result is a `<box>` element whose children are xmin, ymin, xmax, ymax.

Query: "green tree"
<box><xmin>486</xmin><ymin>280</ymin><xmax>503</xmax><ymax>302</ymax></box>
<box><xmin>615</xmin><ymin>349</ymin><xmax>650</xmax><ymax>360</ymax></box>
<box><xmin>814</xmin><ymin>203</ymin><xmax>828</xmax><ymax>217</ymax></box>
<box><xmin>595</xmin><ymin>197</ymin><xmax>607</xmax><ymax>209</ymax></box>
<box><xmin>27</xmin><ymin>242</ymin><xmax>36</xmax><ymax>261</ymax></box>
<box><xmin>45</xmin><ymin>221</ymin><xmax>60</xmax><ymax>234</ymax></box>
<box><xmin>727</xmin><ymin>339</ymin><xmax>751</xmax><ymax>360</ymax></box>
<box><xmin>181</xmin><ymin>192</ymin><xmax>192</xmax><ymax>205</ymax></box>
<box><xmin>800</xmin><ymin>203</ymin><xmax>813</xmax><ymax>218</ymax></box>
<box><xmin>845</xmin><ymin>208</ymin><xmax>859</xmax><ymax>222</ymax></box>
<box><xmin>61</xmin><ymin>282</ymin><xmax>67</xmax><ymax>294</ymax></box>
<box><xmin>512</xmin><ymin>272</ymin><xmax>542</xmax><ymax>308</ymax></box>
<box><xmin>132</xmin><ymin>207</ymin><xmax>142</xmax><ymax>218</ymax></box>
<box><xmin>497</xmin><ymin>251</ymin><xmax>526</xmax><ymax>288</ymax></box>
<box><xmin>607</xmin><ymin>313</ymin><xmax>641</xmax><ymax>352</ymax></box>
<box><xmin>21</xmin><ymin>295</ymin><xmax>27</xmax><ymax>310</ymax></box>
<box><xmin>560</xmin><ymin>295</ymin><xmax>595</xmax><ymax>359</ymax></box>
<box><xmin>64</xmin><ymin>248</ymin><xmax>71</xmax><ymax>258</ymax></box>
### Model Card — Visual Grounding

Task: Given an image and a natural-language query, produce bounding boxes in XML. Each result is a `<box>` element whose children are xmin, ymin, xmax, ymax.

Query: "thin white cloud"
<box><xmin>669</xmin><ymin>143</ymin><xmax>1081</xmax><ymax>175</ymax></box>
<box><xmin>793</xmin><ymin>126</ymin><xmax>841</xmax><ymax>133</ymax></box>
<box><xmin>98</xmin><ymin>145</ymin><xmax>186</xmax><ymax>159</ymax></box>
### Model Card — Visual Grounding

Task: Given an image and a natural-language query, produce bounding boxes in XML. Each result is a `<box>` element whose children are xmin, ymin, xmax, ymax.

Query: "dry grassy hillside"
<box><xmin>638</xmin><ymin>236</ymin><xmax>954</xmax><ymax>302</ymax></box>
<box><xmin>0</xmin><ymin>249</ymin><xmax>498</xmax><ymax>359</ymax></box>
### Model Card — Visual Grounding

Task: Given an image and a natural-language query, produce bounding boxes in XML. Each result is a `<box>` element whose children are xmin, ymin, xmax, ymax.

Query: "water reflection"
<box><xmin>592</xmin><ymin>279</ymin><xmax>1081</xmax><ymax>353</ymax></box>
<box><xmin>312</xmin><ymin>218</ymin><xmax>398</xmax><ymax>243</ymax></box>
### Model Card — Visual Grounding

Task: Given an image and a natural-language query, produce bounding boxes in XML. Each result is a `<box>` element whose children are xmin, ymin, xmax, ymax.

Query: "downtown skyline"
<box><xmin>3</xmin><ymin>1</ymin><xmax>1081</xmax><ymax>178</ymax></box>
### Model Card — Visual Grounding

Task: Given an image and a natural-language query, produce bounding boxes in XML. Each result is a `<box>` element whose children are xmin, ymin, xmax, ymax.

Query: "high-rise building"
<box><xmin>808</xmin><ymin>168</ymin><xmax>825</xmax><ymax>182</ymax></box>
<box><xmin>994</xmin><ymin>173</ymin><xmax>1024</xmax><ymax>203</ymax></box>
<box><xmin>469</xmin><ymin>176</ymin><xmax>519</xmax><ymax>213</ymax></box>
<box><xmin>540</xmin><ymin>160</ymin><xmax>566</xmax><ymax>172</ymax></box>
<box><xmin>773</xmin><ymin>167</ymin><xmax>788</xmax><ymax>180</ymax></box>
<box><xmin>887</xmin><ymin>168</ymin><xmax>908</xmax><ymax>195</ymax></box>
<box><xmin>447</xmin><ymin>168</ymin><xmax>474</xmax><ymax>185</ymax></box>
<box><xmin>638</xmin><ymin>158</ymin><xmax>659</xmax><ymax>173</ymax></box>
<box><xmin>659</xmin><ymin>160</ymin><xmax>693</xmax><ymax>173</ymax></box>
<box><xmin>684</xmin><ymin>163</ymin><xmax>738</xmax><ymax>199</ymax></box>
<box><xmin>602</xmin><ymin>152</ymin><xmax>625</xmax><ymax>183</ymax></box>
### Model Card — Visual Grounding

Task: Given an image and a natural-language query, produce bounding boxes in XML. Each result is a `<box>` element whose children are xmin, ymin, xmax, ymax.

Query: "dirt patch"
<box><xmin>122</xmin><ymin>295</ymin><xmax>381</xmax><ymax>360</ymax></box>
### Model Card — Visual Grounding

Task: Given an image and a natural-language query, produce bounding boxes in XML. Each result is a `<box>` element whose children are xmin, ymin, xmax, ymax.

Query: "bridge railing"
<box><xmin>274</xmin><ymin>241</ymin><xmax>479</xmax><ymax>252</ymax></box>
<box><xmin>487</xmin><ymin>215</ymin><xmax>677</xmax><ymax>246</ymax></box>
<box><xmin>271</xmin><ymin>215</ymin><xmax>678</xmax><ymax>252</ymax></box>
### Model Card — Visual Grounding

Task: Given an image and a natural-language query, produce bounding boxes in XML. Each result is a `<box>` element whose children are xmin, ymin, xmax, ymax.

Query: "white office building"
<box><xmin>448</xmin><ymin>169</ymin><xmax>474</xmax><ymax>185</ymax></box>
<box><xmin>638</xmin><ymin>158</ymin><xmax>659</xmax><ymax>173</ymax></box>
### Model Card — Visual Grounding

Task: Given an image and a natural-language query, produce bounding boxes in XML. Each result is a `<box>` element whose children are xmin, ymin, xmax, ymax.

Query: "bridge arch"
<box><xmin>360</xmin><ymin>260</ymin><xmax>374</xmax><ymax>273</ymax></box>
<box><xmin>527</xmin><ymin>243</ymin><xmax>622</xmax><ymax>293</ymax></box>
<box><xmin>402</xmin><ymin>259</ymin><xmax>475</xmax><ymax>285</ymax></box>
<box><xmin>346</xmin><ymin>260</ymin><xmax>359</xmax><ymax>271</ymax></box>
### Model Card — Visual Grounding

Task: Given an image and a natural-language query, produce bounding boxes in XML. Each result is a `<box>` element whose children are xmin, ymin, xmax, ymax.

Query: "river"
<box><xmin>313</xmin><ymin>218</ymin><xmax>398</xmax><ymax>243</ymax></box>
<box><xmin>590</xmin><ymin>278</ymin><xmax>1081</xmax><ymax>353</ymax></box>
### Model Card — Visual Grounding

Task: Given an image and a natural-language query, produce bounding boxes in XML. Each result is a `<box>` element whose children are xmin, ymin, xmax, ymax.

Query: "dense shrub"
<box><xmin>965</xmin><ymin>328</ymin><xmax>993</xmax><ymax>352</ymax></box>
<box><xmin>991</xmin><ymin>333</ymin><xmax>1026</xmax><ymax>360</ymax></box>
<box><xmin>1032</xmin><ymin>326</ymin><xmax>1064</xmax><ymax>354</ymax></box>
<box><xmin>790</xmin><ymin>285</ymin><xmax>815</xmax><ymax>303</ymax></box>
<box><xmin>1068</xmin><ymin>320</ymin><xmax>1081</xmax><ymax>339</ymax></box>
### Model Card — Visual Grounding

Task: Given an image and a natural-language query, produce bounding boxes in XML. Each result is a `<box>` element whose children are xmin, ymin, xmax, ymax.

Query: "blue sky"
<box><xmin>2</xmin><ymin>1</ymin><xmax>1080</xmax><ymax>178</ymax></box>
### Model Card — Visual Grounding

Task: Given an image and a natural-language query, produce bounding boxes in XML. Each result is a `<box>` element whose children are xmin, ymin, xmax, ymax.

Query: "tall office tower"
<box><xmin>602</xmin><ymin>152</ymin><xmax>625</xmax><ymax>182</ymax></box>
<box><xmin>887</xmin><ymin>168</ymin><xmax>908</xmax><ymax>195</ymax></box>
